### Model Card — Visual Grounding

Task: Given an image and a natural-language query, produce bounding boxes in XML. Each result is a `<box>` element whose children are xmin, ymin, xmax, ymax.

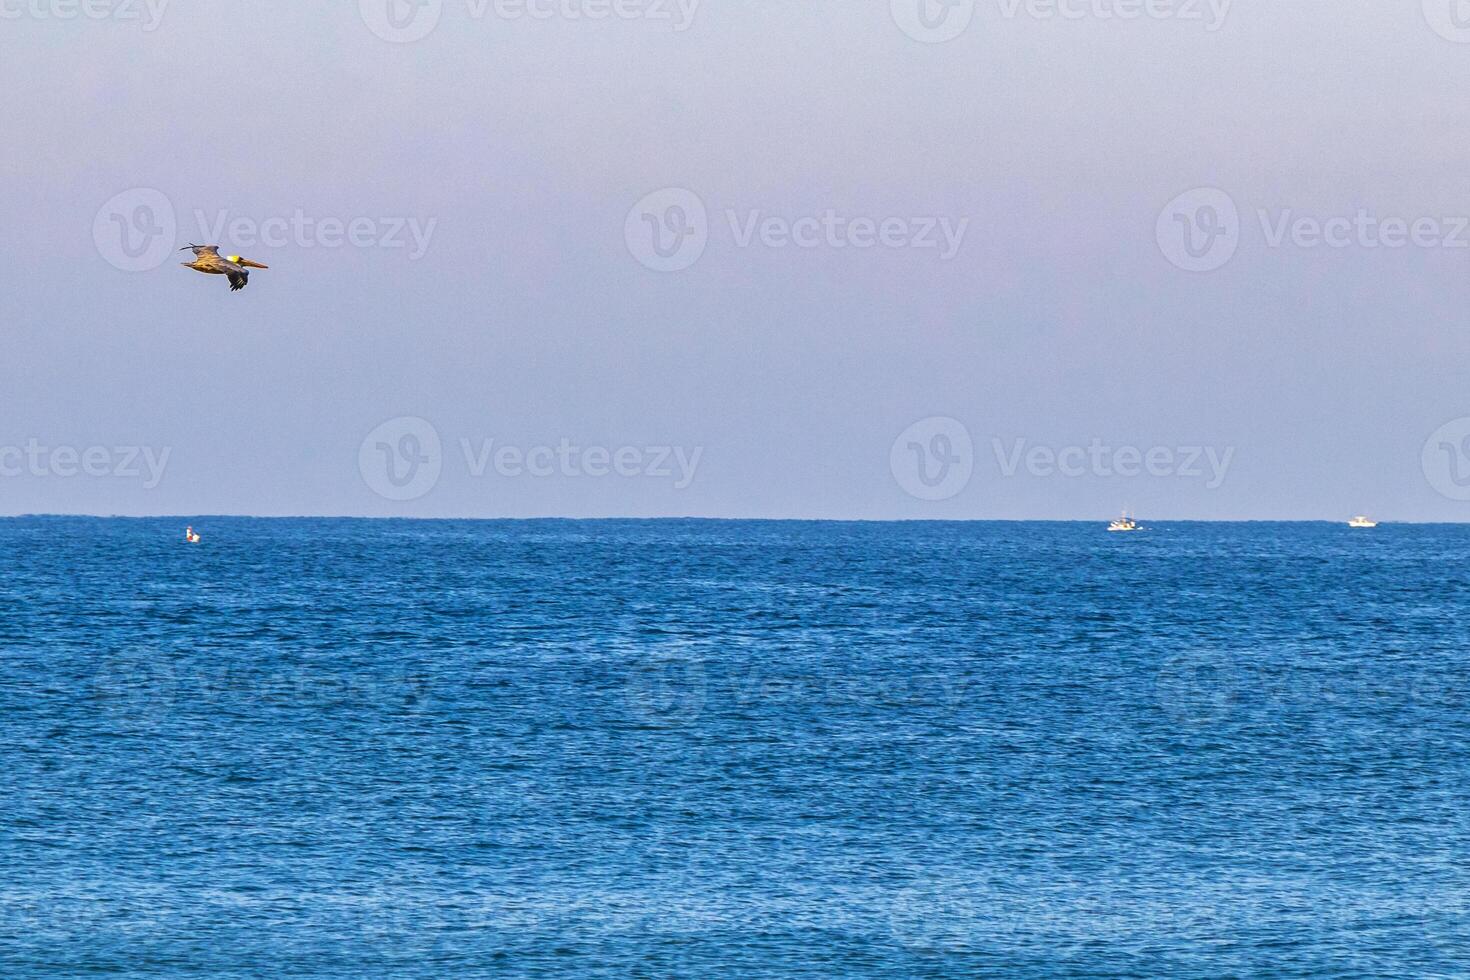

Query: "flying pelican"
<box><xmin>179</xmin><ymin>244</ymin><xmax>269</xmax><ymax>292</ymax></box>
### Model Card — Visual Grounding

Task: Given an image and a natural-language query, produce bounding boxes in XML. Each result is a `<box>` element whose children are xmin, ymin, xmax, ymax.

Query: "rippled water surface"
<box><xmin>3</xmin><ymin>518</ymin><xmax>1469</xmax><ymax>977</ymax></box>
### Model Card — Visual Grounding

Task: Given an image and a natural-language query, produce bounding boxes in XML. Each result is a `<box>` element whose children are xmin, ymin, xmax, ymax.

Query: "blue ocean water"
<box><xmin>2</xmin><ymin>518</ymin><xmax>1469</xmax><ymax>977</ymax></box>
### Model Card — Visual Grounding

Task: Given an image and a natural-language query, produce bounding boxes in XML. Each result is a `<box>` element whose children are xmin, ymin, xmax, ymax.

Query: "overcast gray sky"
<box><xmin>3</xmin><ymin>0</ymin><xmax>1470</xmax><ymax>519</ymax></box>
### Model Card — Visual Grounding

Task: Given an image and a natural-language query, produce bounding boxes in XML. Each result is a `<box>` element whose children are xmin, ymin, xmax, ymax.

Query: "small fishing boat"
<box><xmin>1348</xmin><ymin>515</ymin><xmax>1378</xmax><ymax>528</ymax></box>
<box><xmin>1107</xmin><ymin>511</ymin><xmax>1143</xmax><ymax>532</ymax></box>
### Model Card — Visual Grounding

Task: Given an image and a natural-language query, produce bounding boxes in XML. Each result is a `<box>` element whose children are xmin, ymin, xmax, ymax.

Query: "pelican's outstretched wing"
<box><xmin>227</xmin><ymin>270</ymin><xmax>249</xmax><ymax>291</ymax></box>
<box><xmin>180</xmin><ymin>244</ymin><xmax>221</xmax><ymax>257</ymax></box>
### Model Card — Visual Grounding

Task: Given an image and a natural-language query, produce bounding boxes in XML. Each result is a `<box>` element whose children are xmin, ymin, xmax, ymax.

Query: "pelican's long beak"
<box><xmin>238</xmin><ymin>258</ymin><xmax>269</xmax><ymax>269</ymax></box>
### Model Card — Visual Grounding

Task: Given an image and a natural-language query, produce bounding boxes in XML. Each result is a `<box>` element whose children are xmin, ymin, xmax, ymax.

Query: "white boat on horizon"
<box><xmin>1108</xmin><ymin>511</ymin><xmax>1144</xmax><ymax>533</ymax></box>
<box><xmin>1348</xmin><ymin>515</ymin><xmax>1378</xmax><ymax>528</ymax></box>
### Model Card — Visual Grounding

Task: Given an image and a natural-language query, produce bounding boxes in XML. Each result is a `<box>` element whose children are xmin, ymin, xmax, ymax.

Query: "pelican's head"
<box><xmin>229</xmin><ymin>255</ymin><xmax>270</xmax><ymax>269</ymax></box>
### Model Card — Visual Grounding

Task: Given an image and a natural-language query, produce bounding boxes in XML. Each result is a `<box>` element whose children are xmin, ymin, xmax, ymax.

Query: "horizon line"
<box><xmin>2</xmin><ymin>513</ymin><xmax>1461</xmax><ymax>525</ymax></box>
